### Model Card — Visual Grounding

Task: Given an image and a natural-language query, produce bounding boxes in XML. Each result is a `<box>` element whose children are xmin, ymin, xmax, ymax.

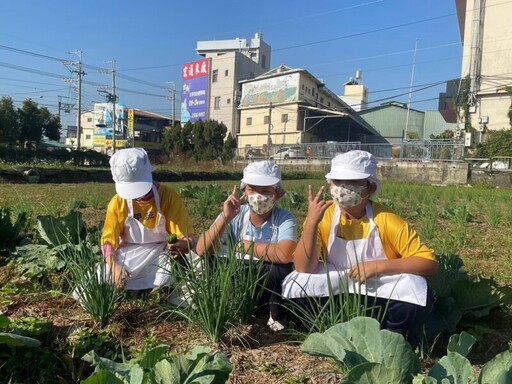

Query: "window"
<box><xmin>214</xmin><ymin>96</ymin><xmax>221</xmax><ymax>110</ymax></box>
<box><xmin>281</xmin><ymin>114</ymin><xmax>288</xmax><ymax>123</ymax></box>
<box><xmin>320</xmin><ymin>97</ymin><xmax>324</xmax><ymax>104</ymax></box>
<box><xmin>261</xmin><ymin>54</ymin><xmax>266</xmax><ymax>69</ymax></box>
<box><xmin>212</xmin><ymin>69</ymin><xmax>218</xmax><ymax>83</ymax></box>
<box><xmin>246</xmin><ymin>117</ymin><xmax>252</xmax><ymax>126</ymax></box>
<box><xmin>225</xmin><ymin>70</ymin><xmax>229</xmax><ymax>76</ymax></box>
<box><xmin>85</xmin><ymin>134</ymin><xmax>91</xmax><ymax>140</ymax></box>
<box><xmin>227</xmin><ymin>98</ymin><xmax>231</xmax><ymax>104</ymax></box>
<box><xmin>264</xmin><ymin>115</ymin><xmax>270</xmax><ymax>124</ymax></box>
<box><xmin>87</xmin><ymin>117</ymin><xmax>92</xmax><ymax>122</ymax></box>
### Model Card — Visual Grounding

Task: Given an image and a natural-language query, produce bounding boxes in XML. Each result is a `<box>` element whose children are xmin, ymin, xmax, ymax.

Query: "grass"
<box><xmin>1</xmin><ymin>180</ymin><xmax>511</xmax><ymax>285</ymax></box>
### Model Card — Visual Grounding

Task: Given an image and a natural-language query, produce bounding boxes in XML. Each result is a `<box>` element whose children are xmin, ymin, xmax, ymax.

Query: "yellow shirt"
<box><xmin>315</xmin><ymin>201</ymin><xmax>435</xmax><ymax>261</ymax></box>
<box><xmin>101</xmin><ymin>184</ymin><xmax>195</xmax><ymax>249</ymax></box>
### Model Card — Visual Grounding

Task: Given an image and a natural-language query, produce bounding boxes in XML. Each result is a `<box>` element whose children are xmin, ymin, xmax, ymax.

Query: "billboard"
<box><xmin>240</xmin><ymin>73</ymin><xmax>299</xmax><ymax>107</ymax></box>
<box><xmin>181</xmin><ymin>58</ymin><xmax>210</xmax><ymax>123</ymax></box>
<box><xmin>93</xmin><ymin>103</ymin><xmax>126</xmax><ymax>147</ymax></box>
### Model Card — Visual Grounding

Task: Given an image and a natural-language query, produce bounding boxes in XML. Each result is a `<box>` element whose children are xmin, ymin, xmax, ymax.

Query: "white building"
<box><xmin>455</xmin><ymin>0</ymin><xmax>512</xmax><ymax>132</ymax></box>
<box><xmin>195</xmin><ymin>33</ymin><xmax>271</xmax><ymax>138</ymax></box>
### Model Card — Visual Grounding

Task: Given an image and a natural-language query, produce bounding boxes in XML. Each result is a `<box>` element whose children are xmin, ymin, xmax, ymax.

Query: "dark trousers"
<box><xmin>291</xmin><ymin>288</ymin><xmax>435</xmax><ymax>346</ymax></box>
<box><xmin>258</xmin><ymin>262</ymin><xmax>294</xmax><ymax>322</ymax></box>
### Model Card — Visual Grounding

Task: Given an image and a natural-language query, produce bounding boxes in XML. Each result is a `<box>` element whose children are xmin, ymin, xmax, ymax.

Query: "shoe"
<box><xmin>267</xmin><ymin>315</ymin><xmax>285</xmax><ymax>331</ymax></box>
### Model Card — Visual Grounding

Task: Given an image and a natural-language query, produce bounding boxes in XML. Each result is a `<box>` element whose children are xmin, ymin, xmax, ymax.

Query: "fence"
<box><xmin>237</xmin><ymin>140</ymin><xmax>467</xmax><ymax>162</ymax></box>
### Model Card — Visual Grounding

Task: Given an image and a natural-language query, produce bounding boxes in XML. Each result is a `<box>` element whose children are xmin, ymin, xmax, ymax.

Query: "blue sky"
<box><xmin>0</xmin><ymin>0</ymin><xmax>462</xmax><ymax>128</ymax></box>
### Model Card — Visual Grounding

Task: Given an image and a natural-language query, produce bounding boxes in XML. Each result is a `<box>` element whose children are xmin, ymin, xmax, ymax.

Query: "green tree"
<box><xmin>476</xmin><ymin>129</ymin><xmax>512</xmax><ymax>158</ymax></box>
<box><xmin>505</xmin><ymin>85</ymin><xmax>512</xmax><ymax>127</ymax></box>
<box><xmin>18</xmin><ymin>99</ymin><xmax>61</xmax><ymax>145</ymax></box>
<box><xmin>192</xmin><ymin>120</ymin><xmax>208</xmax><ymax>160</ymax></box>
<box><xmin>39</xmin><ymin>107</ymin><xmax>61</xmax><ymax>141</ymax></box>
<box><xmin>0</xmin><ymin>97</ymin><xmax>19</xmax><ymax>145</ymax></box>
<box><xmin>430</xmin><ymin>129</ymin><xmax>455</xmax><ymax>139</ymax></box>
<box><xmin>203</xmin><ymin>119</ymin><xmax>227</xmax><ymax>160</ymax></box>
<box><xmin>163</xmin><ymin>125</ymin><xmax>178</xmax><ymax>156</ymax></box>
<box><xmin>180</xmin><ymin>122</ymin><xmax>194</xmax><ymax>157</ymax></box>
<box><xmin>406</xmin><ymin>131</ymin><xmax>420</xmax><ymax>140</ymax></box>
<box><xmin>221</xmin><ymin>132</ymin><xmax>237</xmax><ymax>162</ymax></box>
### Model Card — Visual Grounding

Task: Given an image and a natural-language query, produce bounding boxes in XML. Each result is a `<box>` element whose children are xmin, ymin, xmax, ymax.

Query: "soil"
<box><xmin>2</xmin><ymin>286</ymin><xmax>510</xmax><ymax>384</ymax></box>
<box><xmin>2</xmin><ymin>289</ymin><xmax>343</xmax><ymax>383</ymax></box>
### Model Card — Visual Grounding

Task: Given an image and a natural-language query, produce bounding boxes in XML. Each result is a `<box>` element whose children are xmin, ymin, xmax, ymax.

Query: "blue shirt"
<box><xmin>216</xmin><ymin>205</ymin><xmax>297</xmax><ymax>247</ymax></box>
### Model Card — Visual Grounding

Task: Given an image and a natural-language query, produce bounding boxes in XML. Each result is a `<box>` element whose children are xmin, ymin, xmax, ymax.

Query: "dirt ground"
<box><xmin>3</xmin><ymin>285</ymin><xmax>511</xmax><ymax>384</ymax></box>
<box><xmin>2</xmin><ymin>289</ymin><xmax>344</xmax><ymax>383</ymax></box>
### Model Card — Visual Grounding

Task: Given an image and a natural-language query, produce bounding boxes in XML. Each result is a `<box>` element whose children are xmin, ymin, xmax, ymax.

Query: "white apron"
<box><xmin>283</xmin><ymin>203</ymin><xmax>428</xmax><ymax>306</ymax></box>
<box><xmin>115</xmin><ymin>185</ymin><xmax>172</xmax><ymax>290</ymax></box>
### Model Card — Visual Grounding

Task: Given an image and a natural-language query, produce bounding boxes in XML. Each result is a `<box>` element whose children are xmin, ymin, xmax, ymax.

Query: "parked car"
<box><xmin>245</xmin><ymin>148</ymin><xmax>266</xmax><ymax>160</ymax></box>
<box><xmin>271</xmin><ymin>146</ymin><xmax>305</xmax><ymax>160</ymax></box>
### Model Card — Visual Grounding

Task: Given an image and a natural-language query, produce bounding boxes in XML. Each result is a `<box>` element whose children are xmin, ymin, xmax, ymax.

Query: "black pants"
<box><xmin>258</xmin><ymin>262</ymin><xmax>294</xmax><ymax>322</ymax></box>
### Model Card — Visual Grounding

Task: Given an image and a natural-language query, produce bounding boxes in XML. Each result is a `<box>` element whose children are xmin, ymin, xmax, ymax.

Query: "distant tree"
<box><xmin>204</xmin><ymin>119</ymin><xmax>227</xmax><ymax>160</ymax></box>
<box><xmin>430</xmin><ymin>129</ymin><xmax>455</xmax><ymax>139</ymax></box>
<box><xmin>0</xmin><ymin>97</ymin><xmax>19</xmax><ymax>145</ymax></box>
<box><xmin>180</xmin><ymin>122</ymin><xmax>194</xmax><ymax>157</ymax></box>
<box><xmin>505</xmin><ymin>85</ymin><xmax>512</xmax><ymax>127</ymax></box>
<box><xmin>192</xmin><ymin>120</ymin><xmax>208</xmax><ymax>160</ymax></box>
<box><xmin>18</xmin><ymin>99</ymin><xmax>61</xmax><ymax>144</ymax></box>
<box><xmin>221</xmin><ymin>132</ymin><xmax>237</xmax><ymax>162</ymax></box>
<box><xmin>476</xmin><ymin>129</ymin><xmax>512</xmax><ymax>158</ymax></box>
<box><xmin>164</xmin><ymin>119</ymin><xmax>228</xmax><ymax>160</ymax></box>
<box><xmin>163</xmin><ymin>124</ymin><xmax>180</xmax><ymax>156</ymax></box>
<box><xmin>406</xmin><ymin>131</ymin><xmax>420</xmax><ymax>140</ymax></box>
<box><xmin>40</xmin><ymin>107</ymin><xmax>61</xmax><ymax>141</ymax></box>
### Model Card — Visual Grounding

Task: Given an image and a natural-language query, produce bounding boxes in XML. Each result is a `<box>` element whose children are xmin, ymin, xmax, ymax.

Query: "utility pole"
<box><xmin>172</xmin><ymin>87</ymin><xmax>176</xmax><ymax>127</ymax></box>
<box><xmin>166</xmin><ymin>81</ymin><xmax>176</xmax><ymax>127</ymax></box>
<box><xmin>404</xmin><ymin>40</ymin><xmax>417</xmax><ymax>140</ymax></box>
<box><xmin>66</xmin><ymin>50</ymin><xmax>85</xmax><ymax>150</ymax></box>
<box><xmin>110</xmin><ymin>60</ymin><xmax>117</xmax><ymax>153</ymax></box>
<box><xmin>267</xmin><ymin>102</ymin><xmax>273</xmax><ymax>159</ymax></box>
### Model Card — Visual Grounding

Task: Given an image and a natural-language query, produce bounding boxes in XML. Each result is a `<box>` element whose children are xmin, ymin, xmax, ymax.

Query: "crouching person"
<box><xmin>196</xmin><ymin>161</ymin><xmax>297</xmax><ymax>331</ymax></box>
<box><xmin>100</xmin><ymin>148</ymin><xmax>196</xmax><ymax>297</ymax></box>
<box><xmin>284</xmin><ymin>150</ymin><xmax>438</xmax><ymax>345</ymax></box>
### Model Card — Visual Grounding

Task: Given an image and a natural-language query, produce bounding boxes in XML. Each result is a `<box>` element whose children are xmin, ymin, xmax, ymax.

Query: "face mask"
<box><xmin>247</xmin><ymin>193</ymin><xmax>275</xmax><ymax>215</ymax></box>
<box><xmin>330</xmin><ymin>183</ymin><xmax>367</xmax><ymax>208</ymax></box>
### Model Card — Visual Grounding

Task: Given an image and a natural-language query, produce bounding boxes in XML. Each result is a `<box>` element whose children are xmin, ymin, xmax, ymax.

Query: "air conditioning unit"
<box><xmin>468</xmin><ymin>105</ymin><xmax>477</xmax><ymax>113</ymax></box>
<box><xmin>457</xmin><ymin>122</ymin><xmax>465</xmax><ymax>130</ymax></box>
<box><xmin>478</xmin><ymin>116</ymin><xmax>489</xmax><ymax>124</ymax></box>
<box><xmin>478</xmin><ymin>125</ymin><xmax>485</xmax><ymax>132</ymax></box>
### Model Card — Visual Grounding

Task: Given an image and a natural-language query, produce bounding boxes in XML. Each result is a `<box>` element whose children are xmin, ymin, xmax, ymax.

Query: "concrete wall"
<box><xmin>235</xmin><ymin>159</ymin><xmax>471</xmax><ymax>186</ymax></box>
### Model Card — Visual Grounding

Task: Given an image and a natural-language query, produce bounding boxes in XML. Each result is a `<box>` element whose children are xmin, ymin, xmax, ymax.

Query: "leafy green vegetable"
<box><xmin>82</xmin><ymin>345</ymin><xmax>232</xmax><ymax>384</ymax></box>
<box><xmin>167</xmin><ymin>233</ymin><xmax>178</xmax><ymax>244</ymax></box>
<box><xmin>0</xmin><ymin>332</ymin><xmax>41</xmax><ymax>348</ymax></box>
<box><xmin>302</xmin><ymin>317</ymin><xmax>420</xmax><ymax>383</ymax></box>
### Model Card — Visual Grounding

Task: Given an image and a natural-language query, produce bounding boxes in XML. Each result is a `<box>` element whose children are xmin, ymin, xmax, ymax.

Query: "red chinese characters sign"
<box><xmin>182</xmin><ymin>58</ymin><xmax>209</xmax><ymax>80</ymax></box>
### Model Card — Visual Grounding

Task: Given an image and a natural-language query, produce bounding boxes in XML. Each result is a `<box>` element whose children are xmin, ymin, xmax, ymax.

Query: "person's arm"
<box><xmin>349</xmin><ymin>211</ymin><xmax>438</xmax><ymax>283</ymax></box>
<box><xmin>241</xmin><ymin>209</ymin><xmax>298</xmax><ymax>264</ymax></box>
<box><xmin>294</xmin><ymin>185</ymin><xmax>332</xmax><ymax>273</ymax></box>
<box><xmin>101</xmin><ymin>197</ymin><xmax>128</xmax><ymax>288</ymax></box>
<box><xmin>196</xmin><ymin>215</ymin><xmax>230</xmax><ymax>256</ymax></box>
<box><xmin>241</xmin><ymin>239</ymin><xmax>296</xmax><ymax>263</ymax></box>
<box><xmin>158</xmin><ymin>185</ymin><xmax>197</xmax><ymax>257</ymax></box>
<box><xmin>349</xmin><ymin>256</ymin><xmax>438</xmax><ymax>283</ymax></box>
<box><xmin>195</xmin><ymin>185</ymin><xmax>244</xmax><ymax>257</ymax></box>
